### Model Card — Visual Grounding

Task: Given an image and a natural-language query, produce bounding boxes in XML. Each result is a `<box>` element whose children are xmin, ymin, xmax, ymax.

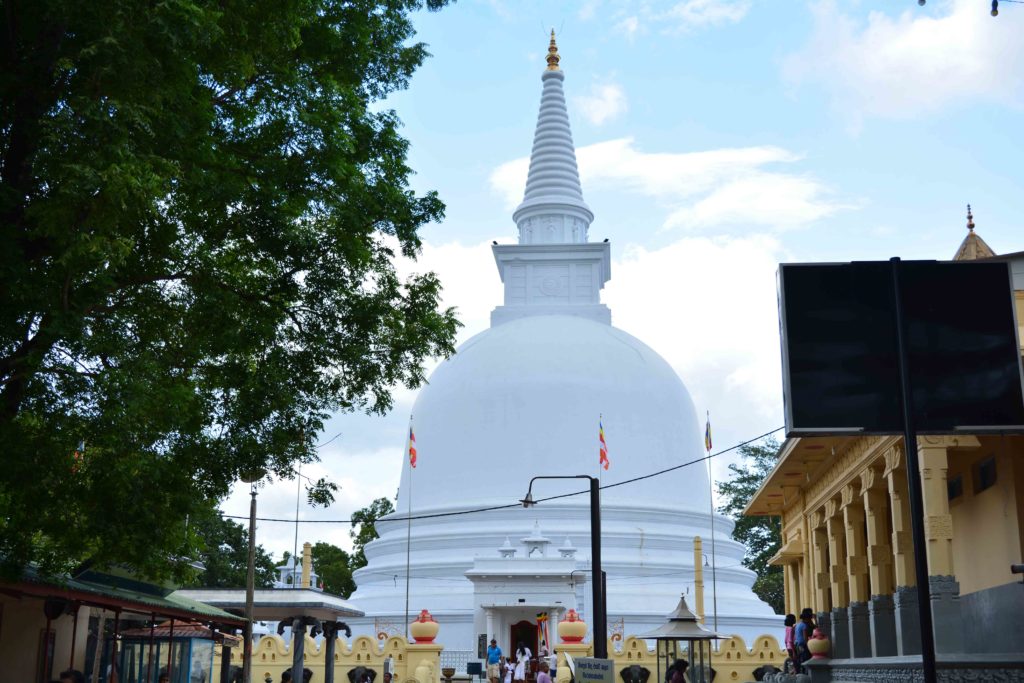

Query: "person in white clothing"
<box><xmin>503</xmin><ymin>658</ymin><xmax>514</xmax><ymax>683</ymax></box>
<box><xmin>513</xmin><ymin>642</ymin><xmax>532</xmax><ymax>683</ymax></box>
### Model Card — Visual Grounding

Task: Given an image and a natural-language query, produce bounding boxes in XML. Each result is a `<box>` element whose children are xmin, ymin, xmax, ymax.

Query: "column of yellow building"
<box><xmin>808</xmin><ymin>510</ymin><xmax>831</xmax><ymax>616</ymax></box>
<box><xmin>883</xmin><ymin>444</ymin><xmax>920</xmax><ymax>656</ymax></box>
<box><xmin>824</xmin><ymin>498</ymin><xmax>850</xmax><ymax>658</ymax></box>
<box><xmin>917</xmin><ymin>435</ymin><xmax>978</xmax><ymax>654</ymax></box>
<box><xmin>841</xmin><ymin>483</ymin><xmax>872</xmax><ymax>658</ymax></box>
<box><xmin>783</xmin><ymin>563</ymin><xmax>797</xmax><ymax>617</ymax></box>
<box><xmin>860</xmin><ymin>466</ymin><xmax>896</xmax><ymax>657</ymax></box>
<box><xmin>791</xmin><ymin>559</ymin><xmax>803</xmax><ymax>616</ymax></box>
<box><xmin>800</xmin><ymin>518</ymin><xmax>814</xmax><ymax>611</ymax></box>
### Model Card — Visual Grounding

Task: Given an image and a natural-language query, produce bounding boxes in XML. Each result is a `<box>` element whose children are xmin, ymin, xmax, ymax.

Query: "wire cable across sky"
<box><xmin>222</xmin><ymin>425</ymin><xmax>784</xmax><ymax>526</ymax></box>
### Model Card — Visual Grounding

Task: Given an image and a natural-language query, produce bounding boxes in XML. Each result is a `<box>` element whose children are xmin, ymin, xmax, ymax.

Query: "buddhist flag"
<box><xmin>408</xmin><ymin>423</ymin><xmax>418</xmax><ymax>469</ymax></box>
<box><xmin>72</xmin><ymin>440</ymin><xmax>85</xmax><ymax>473</ymax></box>
<box><xmin>704</xmin><ymin>412</ymin><xmax>712</xmax><ymax>453</ymax></box>
<box><xmin>599</xmin><ymin>417</ymin><xmax>610</xmax><ymax>470</ymax></box>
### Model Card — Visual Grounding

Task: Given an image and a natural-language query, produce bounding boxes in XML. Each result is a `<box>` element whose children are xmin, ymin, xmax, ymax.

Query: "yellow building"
<box><xmin>745</xmin><ymin>215</ymin><xmax>1024</xmax><ymax>678</ymax></box>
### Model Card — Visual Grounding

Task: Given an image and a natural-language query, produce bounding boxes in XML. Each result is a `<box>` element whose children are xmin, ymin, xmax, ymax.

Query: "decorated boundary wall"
<box><xmin>217</xmin><ymin>634</ymin><xmax>441</xmax><ymax>683</ymax></box>
<box><xmin>557</xmin><ymin>635</ymin><xmax>786</xmax><ymax>683</ymax></box>
<box><xmin>217</xmin><ymin>633</ymin><xmax>785</xmax><ymax>683</ymax></box>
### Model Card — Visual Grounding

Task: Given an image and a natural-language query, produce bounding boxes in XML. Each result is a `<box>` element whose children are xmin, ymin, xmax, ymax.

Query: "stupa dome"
<box><xmin>401</xmin><ymin>313</ymin><xmax>709</xmax><ymax>510</ymax></box>
<box><xmin>345</xmin><ymin>33</ymin><xmax>778</xmax><ymax>646</ymax></box>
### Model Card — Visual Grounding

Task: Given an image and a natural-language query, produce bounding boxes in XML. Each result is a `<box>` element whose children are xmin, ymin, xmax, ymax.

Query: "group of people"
<box><xmin>782</xmin><ymin>608</ymin><xmax>817</xmax><ymax>673</ymax></box>
<box><xmin>486</xmin><ymin>639</ymin><xmax>555</xmax><ymax>683</ymax></box>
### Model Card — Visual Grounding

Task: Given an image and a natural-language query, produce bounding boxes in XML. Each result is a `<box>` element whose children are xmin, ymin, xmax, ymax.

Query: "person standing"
<box><xmin>783</xmin><ymin>614</ymin><xmax>797</xmax><ymax>671</ymax></box>
<box><xmin>487</xmin><ymin>639</ymin><xmax>503</xmax><ymax>683</ymax></box>
<box><xmin>794</xmin><ymin>608</ymin><xmax>815</xmax><ymax>673</ymax></box>
<box><xmin>668</xmin><ymin>660</ymin><xmax>688</xmax><ymax>683</ymax></box>
<box><xmin>513</xmin><ymin>642</ymin><xmax>532</xmax><ymax>683</ymax></box>
<box><xmin>536</xmin><ymin>662</ymin><xmax>552</xmax><ymax>683</ymax></box>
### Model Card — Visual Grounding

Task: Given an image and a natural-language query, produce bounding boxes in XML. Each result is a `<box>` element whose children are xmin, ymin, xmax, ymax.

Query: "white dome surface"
<box><xmin>344</xmin><ymin>38</ymin><xmax>779</xmax><ymax>648</ymax></box>
<box><xmin>348</xmin><ymin>315</ymin><xmax>779</xmax><ymax>641</ymax></box>
<box><xmin>403</xmin><ymin>313</ymin><xmax>708</xmax><ymax>509</ymax></box>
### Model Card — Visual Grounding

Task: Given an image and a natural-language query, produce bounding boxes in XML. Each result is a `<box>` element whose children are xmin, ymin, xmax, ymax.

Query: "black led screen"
<box><xmin>778</xmin><ymin>260</ymin><xmax>1024</xmax><ymax>436</ymax></box>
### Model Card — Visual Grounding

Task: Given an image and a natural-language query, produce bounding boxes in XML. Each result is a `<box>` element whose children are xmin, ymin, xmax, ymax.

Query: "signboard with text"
<box><xmin>575</xmin><ymin>658</ymin><xmax>615</xmax><ymax>683</ymax></box>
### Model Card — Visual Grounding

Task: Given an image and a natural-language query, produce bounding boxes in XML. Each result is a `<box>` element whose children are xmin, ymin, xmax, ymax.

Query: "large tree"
<box><xmin>717</xmin><ymin>436</ymin><xmax>784</xmax><ymax>614</ymax></box>
<box><xmin>310</xmin><ymin>541</ymin><xmax>355</xmax><ymax>596</ymax></box>
<box><xmin>349</xmin><ymin>496</ymin><xmax>395</xmax><ymax>569</ymax></box>
<box><xmin>0</xmin><ymin>0</ymin><xmax>457</xmax><ymax>580</ymax></box>
<box><xmin>185</xmin><ymin>508</ymin><xmax>277</xmax><ymax>588</ymax></box>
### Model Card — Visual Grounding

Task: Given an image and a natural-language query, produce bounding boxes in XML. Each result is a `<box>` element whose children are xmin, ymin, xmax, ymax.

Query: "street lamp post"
<box><xmin>243</xmin><ymin>485</ymin><xmax>257</xmax><ymax>683</ymax></box>
<box><xmin>521</xmin><ymin>475</ymin><xmax>606</xmax><ymax>659</ymax></box>
<box><xmin>239</xmin><ymin>469</ymin><xmax>266</xmax><ymax>683</ymax></box>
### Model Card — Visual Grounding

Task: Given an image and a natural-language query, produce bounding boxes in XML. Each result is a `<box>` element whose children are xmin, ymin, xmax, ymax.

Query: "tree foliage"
<box><xmin>184</xmin><ymin>508</ymin><xmax>276</xmax><ymax>588</ymax></box>
<box><xmin>349</xmin><ymin>496</ymin><xmax>395</xmax><ymax>569</ymax></box>
<box><xmin>717</xmin><ymin>436</ymin><xmax>784</xmax><ymax>613</ymax></box>
<box><xmin>0</xmin><ymin>0</ymin><xmax>458</xmax><ymax>580</ymax></box>
<box><xmin>310</xmin><ymin>541</ymin><xmax>355</xmax><ymax>597</ymax></box>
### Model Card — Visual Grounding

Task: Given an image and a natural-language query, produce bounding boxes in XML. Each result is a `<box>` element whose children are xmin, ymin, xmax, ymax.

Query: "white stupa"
<box><xmin>345</xmin><ymin>33</ymin><xmax>778</xmax><ymax>655</ymax></box>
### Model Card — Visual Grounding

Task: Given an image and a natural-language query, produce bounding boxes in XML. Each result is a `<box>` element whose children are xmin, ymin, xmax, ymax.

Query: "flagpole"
<box><xmin>706</xmin><ymin>410</ymin><xmax>719</xmax><ymax>632</ymax></box>
<box><xmin>404</xmin><ymin>416</ymin><xmax>414</xmax><ymax>641</ymax></box>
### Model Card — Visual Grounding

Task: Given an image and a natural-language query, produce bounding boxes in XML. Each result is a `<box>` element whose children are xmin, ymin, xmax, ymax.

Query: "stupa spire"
<box><xmin>490</xmin><ymin>33</ymin><xmax>611</xmax><ymax>327</ymax></box>
<box><xmin>512</xmin><ymin>32</ymin><xmax>594</xmax><ymax>245</ymax></box>
<box><xmin>546</xmin><ymin>30</ymin><xmax>561</xmax><ymax>71</ymax></box>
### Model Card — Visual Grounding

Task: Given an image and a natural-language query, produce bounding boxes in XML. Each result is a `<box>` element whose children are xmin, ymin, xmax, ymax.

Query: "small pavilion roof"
<box><xmin>171</xmin><ymin>587</ymin><xmax>363</xmax><ymax>621</ymax></box>
<box><xmin>635</xmin><ymin>595</ymin><xmax>725</xmax><ymax>640</ymax></box>
<box><xmin>121</xmin><ymin>620</ymin><xmax>243</xmax><ymax>646</ymax></box>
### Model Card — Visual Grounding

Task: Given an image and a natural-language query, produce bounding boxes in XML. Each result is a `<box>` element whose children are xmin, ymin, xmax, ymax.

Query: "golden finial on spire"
<box><xmin>546</xmin><ymin>29</ymin><xmax>561</xmax><ymax>71</ymax></box>
<box><xmin>967</xmin><ymin>204</ymin><xmax>975</xmax><ymax>232</ymax></box>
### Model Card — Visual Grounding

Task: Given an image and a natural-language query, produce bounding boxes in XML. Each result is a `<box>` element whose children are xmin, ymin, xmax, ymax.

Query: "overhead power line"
<box><xmin>222</xmin><ymin>426</ymin><xmax>784</xmax><ymax>526</ymax></box>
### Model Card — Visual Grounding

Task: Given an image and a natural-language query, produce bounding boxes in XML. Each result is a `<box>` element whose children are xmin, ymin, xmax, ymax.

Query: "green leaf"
<box><xmin>0</xmin><ymin>0</ymin><xmax>459</xmax><ymax>581</ymax></box>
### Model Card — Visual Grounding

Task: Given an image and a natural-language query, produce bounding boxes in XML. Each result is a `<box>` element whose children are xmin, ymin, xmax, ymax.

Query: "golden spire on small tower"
<box><xmin>546</xmin><ymin>29</ymin><xmax>561</xmax><ymax>71</ymax></box>
<box><xmin>966</xmin><ymin>204</ymin><xmax>975</xmax><ymax>232</ymax></box>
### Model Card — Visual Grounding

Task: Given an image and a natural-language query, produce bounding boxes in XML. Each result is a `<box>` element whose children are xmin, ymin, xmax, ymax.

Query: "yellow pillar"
<box><xmin>809</xmin><ymin>510</ymin><xmax>831</xmax><ymax>613</ymax></box>
<box><xmin>301</xmin><ymin>542</ymin><xmax>313</xmax><ymax>588</ymax></box>
<box><xmin>841</xmin><ymin>483</ymin><xmax>869</xmax><ymax>603</ymax></box>
<box><xmin>693</xmin><ymin>536</ymin><xmax>705</xmax><ymax>623</ymax></box>
<box><xmin>918</xmin><ymin>437</ymin><xmax>955</xmax><ymax>576</ymax></box>
<box><xmin>407</xmin><ymin>643</ymin><xmax>444</xmax><ymax>683</ymax></box>
<box><xmin>825</xmin><ymin>499</ymin><xmax>849</xmax><ymax>607</ymax></box>
<box><xmin>883</xmin><ymin>446</ymin><xmax>916</xmax><ymax>588</ymax></box>
<box><xmin>860</xmin><ymin>467</ymin><xmax>894</xmax><ymax>597</ymax></box>
<box><xmin>786</xmin><ymin>563</ymin><xmax>802</xmax><ymax>616</ymax></box>
<box><xmin>782</xmin><ymin>564</ymin><xmax>792</xmax><ymax>615</ymax></box>
<box><xmin>796</xmin><ymin>558</ymin><xmax>808</xmax><ymax>613</ymax></box>
<box><xmin>917</xmin><ymin>435</ymin><xmax>978</xmax><ymax>654</ymax></box>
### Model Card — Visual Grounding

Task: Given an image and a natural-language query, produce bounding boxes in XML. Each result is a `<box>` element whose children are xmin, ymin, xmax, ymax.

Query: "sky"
<box><xmin>221</xmin><ymin>0</ymin><xmax>1024</xmax><ymax>561</ymax></box>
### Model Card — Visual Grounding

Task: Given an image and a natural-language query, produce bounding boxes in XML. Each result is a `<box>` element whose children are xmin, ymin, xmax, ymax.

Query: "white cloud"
<box><xmin>615</xmin><ymin>15</ymin><xmax>640</xmax><ymax>40</ymax></box>
<box><xmin>606</xmin><ymin>234</ymin><xmax>788</xmax><ymax>449</ymax></box>
<box><xmin>783</xmin><ymin>0</ymin><xmax>1024</xmax><ymax>125</ymax></box>
<box><xmin>573</xmin><ymin>81</ymin><xmax>629</xmax><ymax>125</ymax></box>
<box><xmin>609</xmin><ymin>0</ymin><xmax>750</xmax><ymax>36</ymax></box>
<box><xmin>663</xmin><ymin>172</ymin><xmax>843</xmax><ymax>229</ymax></box>
<box><xmin>661</xmin><ymin>0</ymin><xmax>752</xmax><ymax>31</ymax></box>
<box><xmin>579</xmin><ymin>0</ymin><xmax>601</xmax><ymax>21</ymax></box>
<box><xmin>490</xmin><ymin>137</ymin><xmax>849</xmax><ymax>231</ymax></box>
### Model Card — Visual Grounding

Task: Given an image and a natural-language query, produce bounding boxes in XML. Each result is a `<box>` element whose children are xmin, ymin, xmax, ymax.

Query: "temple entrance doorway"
<box><xmin>509</xmin><ymin>620</ymin><xmax>538</xmax><ymax>661</ymax></box>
